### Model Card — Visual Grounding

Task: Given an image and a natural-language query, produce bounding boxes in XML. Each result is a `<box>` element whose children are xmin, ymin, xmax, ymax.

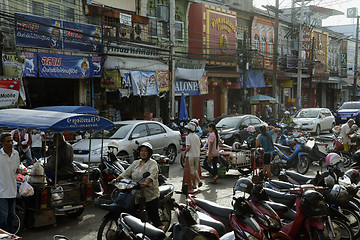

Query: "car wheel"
<box><xmin>166</xmin><ymin>145</ymin><xmax>177</xmax><ymax>164</ymax></box>
<box><xmin>315</xmin><ymin>125</ymin><xmax>321</xmax><ymax>136</ymax></box>
<box><xmin>329</xmin><ymin>122</ymin><xmax>335</xmax><ymax>133</ymax></box>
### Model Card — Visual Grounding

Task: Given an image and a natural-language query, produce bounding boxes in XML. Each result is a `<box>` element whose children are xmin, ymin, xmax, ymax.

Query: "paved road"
<box><xmin>20</xmin><ymin>137</ymin><xmax>330</xmax><ymax>240</ymax></box>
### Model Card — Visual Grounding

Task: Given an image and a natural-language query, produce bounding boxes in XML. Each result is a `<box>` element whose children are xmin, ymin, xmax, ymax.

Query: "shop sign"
<box><xmin>198</xmin><ymin>76</ymin><xmax>208</xmax><ymax>95</ymax></box>
<box><xmin>38</xmin><ymin>53</ymin><xmax>103</xmax><ymax>79</ymax></box>
<box><xmin>175</xmin><ymin>80</ymin><xmax>199</xmax><ymax>96</ymax></box>
<box><xmin>119</xmin><ymin>13</ymin><xmax>132</xmax><ymax>26</ymax></box>
<box><xmin>21</xmin><ymin>52</ymin><xmax>38</xmax><ymax>77</ymax></box>
<box><xmin>101</xmin><ymin>69</ymin><xmax>121</xmax><ymax>90</ymax></box>
<box><xmin>130</xmin><ymin>71</ymin><xmax>158</xmax><ymax>96</ymax></box>
<box><xmin>281</xmin><ymin>80</ymin><xmax>293</xmax><ymax>88</ymax></box>
<box><xmin>302</xmin><ymin>28</ymin><xmax>311</xmax><ymax>60</ymax></box>
<box><xmin>0</xmin><ymin>79</ymin><xmax>20</xmax><ymax>107</ymax></box>
<box><xmin>15</xmin><ymin>13</ymin><xmax>101</xmax><ymax>53</ymax></box>
<box><xmin>341</xmin><ymin>40</ymin><xmax>347</xmax><ymax>67</ymax></box>
<box><xmin>2</xmin><ymin>54</ymin><xmax>25</xmax><ymax>78</ymax></box>
<box><xmin>156</xmin><ymin>71</ymin><xmax>169</xmax><ymax>92</ymax></box>
<box><xmin>105</xmin><ymin>44</ymin><xmax>160</xmax><ymax>58</ymax></box>
<box><xmin>89</xmin><ymin>56</ymin><xmax>103</xmax><ymax>78</ymax></box>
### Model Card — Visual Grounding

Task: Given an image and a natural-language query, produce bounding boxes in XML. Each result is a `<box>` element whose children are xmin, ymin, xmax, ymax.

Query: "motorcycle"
<box><xmin>97</xmin><ymin>172</ymin><xmax>174</xmax><ymax>240</ymax></box>
<box><xmin>271</xmin><ymin>137</ymin><xmax>311</xmax><ymax>176</ymax></box>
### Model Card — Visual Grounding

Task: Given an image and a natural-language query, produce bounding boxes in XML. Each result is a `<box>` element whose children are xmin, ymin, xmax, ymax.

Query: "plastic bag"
<box><xmin>29</xmin><ymin>161</ymin><xmax>45</xmax><ymax>183</ymax></box>
<box><xmin>19</xmin><ymin>181</ymin><xmax>34</xmax><ymax>197</ymax></box>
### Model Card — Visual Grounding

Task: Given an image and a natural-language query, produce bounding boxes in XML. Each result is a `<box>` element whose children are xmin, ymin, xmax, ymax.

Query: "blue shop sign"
<box><xmin>175</xmin><ymin>80</ymin><xmax>199</xmax><ymax>96</ymax></box>
<box><xmin>21</xmin><ymin>52</ymin><xmax>38</xmax><ymax>77</ymax></box>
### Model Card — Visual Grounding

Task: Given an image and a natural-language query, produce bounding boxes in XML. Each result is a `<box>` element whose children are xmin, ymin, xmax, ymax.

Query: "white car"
<box><xmin>293</xmin><ymin>108</ymin><xmax>335</xmax><ymax>135</ymax></box>
<box><xmin>72</xmin><ymin>120</ymin><xmax>182</xmax><ymax>164</ymax></box>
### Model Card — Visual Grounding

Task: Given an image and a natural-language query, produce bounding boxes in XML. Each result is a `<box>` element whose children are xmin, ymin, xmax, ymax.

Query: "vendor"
<box><xmin>45</xmin><ymin>133</ymin><xmax>74</xmax><ymax>180</ymax></box>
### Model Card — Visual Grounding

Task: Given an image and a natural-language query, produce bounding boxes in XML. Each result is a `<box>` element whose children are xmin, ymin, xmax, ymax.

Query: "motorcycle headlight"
<box><xmin>267</xmin><ymin>216</ymin><xmax>281</xmax><ymax>229</ymax></box>
<box><xmin>223</xmin><ymin>133</ymin><xmax>233</xmax><ymax>139</ymax></box>
<box><xmin>246</xmin><ymin>233</ymin><xmax>261</xmax><ymax>240</ymax></box>
<box><xmin>353</xmin><ymin>112</ymin><xmax>359</xmax><ymax>117</ymax></box>
<box><xmin>255</xmin><ymin>216</ymin><xmax>269</xmax><ymax>227</ymax></box>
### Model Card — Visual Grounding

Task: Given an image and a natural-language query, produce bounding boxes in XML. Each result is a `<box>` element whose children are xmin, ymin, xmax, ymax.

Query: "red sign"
<box><xmin>302</xmin><ymin>28</ymin><xmax>311</xmax><ymax>60</ymax></box>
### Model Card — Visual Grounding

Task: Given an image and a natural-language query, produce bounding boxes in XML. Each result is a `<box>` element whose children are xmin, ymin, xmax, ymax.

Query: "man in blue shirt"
<box><xmin>256</xmin><ymin>125</ymin><xmax>278</xmax><ymax>179</ymax></box>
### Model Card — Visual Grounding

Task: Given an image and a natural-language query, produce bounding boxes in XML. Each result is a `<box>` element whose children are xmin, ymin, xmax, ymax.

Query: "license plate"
<box><xmin>341</xmin><ymin>117</ymin><xmax>347</xmax><ymax>120</ymax></box>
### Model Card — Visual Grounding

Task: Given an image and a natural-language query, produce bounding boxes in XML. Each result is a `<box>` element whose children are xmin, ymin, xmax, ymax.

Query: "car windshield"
<box><xmin>91</xmin><ymin>124</ymin><xmax>133</xmax><ymax>139</ymax></box>
<box><xmin>294</xmin><ymin>109</ymin><xmax>319</xmax><ymax>118</ymax></box>
<box><xmin>216</xmin><ymin>117</ymin><xmax>242</xmax><ymax>129</ymax></box>
<box><xmin>340</xmin><ymin>102</ymin><xmax>360</xmax><ymax>109</ymax></box>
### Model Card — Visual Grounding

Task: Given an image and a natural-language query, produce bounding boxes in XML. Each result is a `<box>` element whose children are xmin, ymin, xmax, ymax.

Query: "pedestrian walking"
<box><xmin>203</xmin><ymin>123</ymin><xmax>220</xmax><ymax>183</ymax></box>
<box><xmin>182</xmin><ymin>122</ymin><xmax>202</xmax><ymax>191</ymax></box>
<box><xmin>256</xmin><ymin>125</ymin><xmax>277</xmax><ymax>179</ymax></box>
<box><xmin>0</xmin><ymin>132</ymin><xmax>21</xmax><ymax>233</ymax></box>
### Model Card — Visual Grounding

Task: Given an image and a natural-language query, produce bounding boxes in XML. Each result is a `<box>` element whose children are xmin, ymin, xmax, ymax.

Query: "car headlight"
<box><xmin>223</xmin><ymin>133</ymin><xmax>233</xmax><ymax>139</ymax></box>
<box><xmin>353</xmin><ymin>112</ymin><xmax>359</xmax><ymax>117</ymax></box>
<box><xmin>91</xmin><ymin>148</ymin><xmax>103</xmax><ymax>155</ymax></box>
<box><xmin>308</xmin><ymin>121</ymin><xmax>316</xmax><ymax>126</ymax></box>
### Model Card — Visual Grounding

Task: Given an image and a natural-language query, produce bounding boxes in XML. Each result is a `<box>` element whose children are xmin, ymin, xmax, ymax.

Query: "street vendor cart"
<box><xmin>0</xmin><ymin>108</ymin><xmax>114</xmax><ymax>232</ymax></box>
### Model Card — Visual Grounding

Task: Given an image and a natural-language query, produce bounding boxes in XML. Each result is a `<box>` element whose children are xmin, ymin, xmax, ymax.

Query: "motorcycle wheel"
<box><xmin>296</xmin><ymin>155</ymin><xmax>310</xmax><ymax>175</ymax></box>
<box><xmin>324</xmin><ymin>218</ymin><xmax>354</xmax><ymax>240</ymax></box>
<box><xmin>238</xmin><ymin>167</ymin><xmax>252</xmax><ymax>175</ymax></box>
<box><xmin>97</xmin><ymin>218</ymin><xmax>125</xmax><ymax>240</ymax></box>
<box><xmin>310</xmin><ymin>229</ymin><xmax>326</xmax><ymax>240</ymax></box>
<box><xmin>337</xmin><ymin>152</ymin><xmax>353</xmax><ymax>168</ymax></box>
<box><xmin>271</xmin><ymin>162</ymin><xmax>281</xmax><ymax>177</ymax></box>
<box><xmin>342</xmin><ymin>208</ymin><xmax>360</xmax><ymax>239</ymax></box>
<box><xmin>13</xmin><ymin>211</ymin><xmax>24</xmax><ymax>235</ymax></box>
<box><xmin>180</xmin><ymin>155</ymin><xmax>185</xmax><ymax>168</ymax></box>
<box><xmin>159</xmin><ymin>204</ymin><xmax>172</xmax><ymax>232</ymax></box>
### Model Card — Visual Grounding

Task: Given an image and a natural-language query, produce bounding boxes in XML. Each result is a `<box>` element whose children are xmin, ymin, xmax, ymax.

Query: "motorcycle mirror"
<box><xmin>140</xmin><ymin>210</ymin><xmax>149</xmax><ymax>223</ymax></box>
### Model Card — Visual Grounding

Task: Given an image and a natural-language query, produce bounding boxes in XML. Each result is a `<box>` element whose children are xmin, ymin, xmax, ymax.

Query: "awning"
<box><xmin>104</xmin><ymin>56</ymin><xmax>168</xmax><ymax>71</ymax></box>
<box><xmin>175</xmin><ymin>68</ymin><xmax>204</xmax><ymax>81</ymax></box>
<box><xmin>239</xmin><ymin>69</ymin><xmax>265</xmax><ymax>88</ymax></box>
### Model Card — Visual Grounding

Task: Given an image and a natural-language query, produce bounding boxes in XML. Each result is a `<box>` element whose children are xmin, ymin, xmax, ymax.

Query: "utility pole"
<box><xmin>169</xmin><ymin>0</ymin><xmax>176</xmax><ymax>118</ymax></box>
<box><xmin>242</xmin><ymin>31</ymin><xmax>248</xmax><ymax>114</ymax></box>
<box><xmin>353</xmin><ymin>16</ymin><xmax>359</xmax><ymax>100</ymax></box>
<box><xmin>296</xmin><ymin>0</ymin><xmax>306</xmax><ymax>109</ymax></box>
<box><xmin>307</xmin><ymin>36</ymin><xmax>315</xmax><ymax>107</ymax></box>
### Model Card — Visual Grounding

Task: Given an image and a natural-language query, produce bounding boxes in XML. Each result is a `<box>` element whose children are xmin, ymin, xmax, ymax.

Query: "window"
<box><xmin>261</xmin><ymin>36</ymin><xmax>266</xmax><ymax>53</ymax></box>
<box><xmin>175</xmin><ymin>21</ymin><xmax>184</xmax><ymax>41</ymax></box>
<box><xmin>250</xmin><ymin>117</ymin><xmax>261</xmax><ymax>125</ymax></box>
<box><xmin>131</xmin><ymin>124</ymin><xmax>148</xmax><ymax>139</ymax></box>
<box><xmin>253</xmin><ymin>34</ymin><xmax>259</xmax><ymax>50</ymax></box>
<box><xmin>49</xmin><ymin>4</ymin><xmax>60</xmax><ymax>19</ymax></box>
<box><xmin>64</xmin><ymin>8</ymin><xmax>74</xmax><ymax>21</ymax></box>
<box><xmin>63</xmin><ymin>0</ymin><xmax>75</xmax><ymax>4</ymax></box>
<box><xmin>268</xmin><ymin>37</ymin><xmax>273</xmax><ymax>56</ymax></box>
<box><xmin>241</xmin><ymin>118</ymin><xmax>252</xmax><ymax>127</ymax></box>
<box><xmin>148</xmin><ymin>123</ymin><xmax>166</xmax><ymax>135</ymax></box>
<box><xmin>32</xmin><ymin>1</ymin><xmax>44</xmax><ymax>16</ymax></box>
<box><xmin>161</xmin><ymin>22</ymin><xmax>169</xmax><ymax>39</ymax></box>
<box><xmin>148</xmin><ymin>17</ymin><xmax>157</xmax><ymax>38</ymax></box>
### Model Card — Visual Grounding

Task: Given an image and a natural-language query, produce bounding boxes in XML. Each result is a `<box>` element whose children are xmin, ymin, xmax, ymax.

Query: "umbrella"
<box><xmin>179</xmin><ymin>92</ymin><xmax>189</xmax><ymax>121</ymax></box>
<box><xmin>244</xmin><ymin>95</ymin><xmax>278</xmax><ymax>105</ymax></box>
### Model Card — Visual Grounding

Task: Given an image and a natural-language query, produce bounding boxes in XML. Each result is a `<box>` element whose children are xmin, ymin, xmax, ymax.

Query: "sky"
<box><xmin>253</xmin><ymin>0</ymin><xmax>360</xmax><ymax>26</ymax></box>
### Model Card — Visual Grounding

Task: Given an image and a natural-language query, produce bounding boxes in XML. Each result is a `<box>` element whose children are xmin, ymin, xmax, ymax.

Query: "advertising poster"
<box><xmin>141</xmin><ymin>71</ymin><xmax>158</xmax><ymax>96</ymax></box>
<box><xmin>156</xmin><ymin>71</ymin><xmax>169</xmax><ymax>92</ymax></box>
<box><xmin>21</xmin><ymin>52</ymin><xmax>38</xmax><ymax>77</ymax></box>
<box><xmin>198</xmin><ymin>76</ymin><xmax>208</xmax><ymax>95</ymax></box>
<box><xmin>15</xmin><ymin>13</ymin><xmax>62</xmax><ymax>49</ymax></box>
<box><xmin>2</xmin><ymin>54</ymin><xmax>25</xmax><ymax>78</ymax></box>
<box><xmin>101</xmin><ymin>69</ymin><xmax>121</xmax><ymax>90</ymax></box>
<box><xmin>90</xmin><ymin>56</ymin><xmax>103</xmax><ymax>78</ymax></box>
<box><xmin>38</xmin><ymin>53</ymin><xmax>91</xmax><ymax>79</ymax></box>
<box><xmin>130</xmin><ymin>70</ymin><xmax>141</xmax><ymax>96</ymax></box>
<box><xmin>119</xmin><ymin>70</ymin><xmax>132</xmax><ymax>97</ymax></box>
<box><xmin>63</xmin><ymin>21</ymin><xmax>102</xmax><ymax>53</ymax></box>
<box><xmin>0</xmin><ymin>79</ymin><xmax>20</xmax><ymax>107</ymax></box>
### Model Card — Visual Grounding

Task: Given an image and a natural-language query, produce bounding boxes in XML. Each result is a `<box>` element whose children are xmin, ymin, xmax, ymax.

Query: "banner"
<box><xmin>130</xmin><ymin>71</ymin><xmax>158</xmax><ymax>96</ymax></box>
<box><xmin>21</xmin><ymin>52</ymin><xmax>38</xmax><ymax>77</ymax></box>
<box><xmin>156</xmin><ymin>71</ymin><xmax>169</xmax><ymax>92</ymax></box>
<box><xmin>175</xmin><ymin>80</ymin><xmax>199</xmax><ymax>96</ymax></box>
<box><xmin>0</xmin><ymin>79</ymin><xmax>20</xmax><ymax>107</ymax></box>
<box><xmin>15</xmin><ymin>13</ymin><xmax>101</xmax><ymax>53</ymax></box>
<box><xmin>2</xmin><ymin>54</ymin><xmax>25</xmax><ymax>78</ymax></box>
<box><xmin>198</xmin><ymin>76</ymin><xmax>208</xmax><ymax>95</ymax></box>
<box><xmin>89</xmin><ymin>56</ymin><xmax>103</xmax><ymax>78</ymax></box>
<box><xmin>38</xmin><ymin>53</ymin><xmax>92</xmax><ymax>79</ymax></box>
<box><xmin>119</xmin><ymin>70</ymin><xmax>132</xmax><ymax>97</ymax></box>
<box><xmin>101</xmin><ymin>69</ymin><xmax>121</xmax><ymax>90</ymax></box>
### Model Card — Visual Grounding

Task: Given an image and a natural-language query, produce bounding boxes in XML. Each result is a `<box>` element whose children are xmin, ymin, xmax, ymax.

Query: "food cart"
<box><xmin>0</xmin><ymin>108</ymin><xmax>114</xmax><ymax>231</ymax></box>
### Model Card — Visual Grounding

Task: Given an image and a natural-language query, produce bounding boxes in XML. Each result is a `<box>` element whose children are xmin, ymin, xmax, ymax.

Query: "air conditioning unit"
<box><xmin>156</xmin><ymin>5</ymin><xmax>169</xmax><ymax>22</ymax></box>
<box><xmin>133</xmin><ymin>23</ymin><xmax>146</xmax><ymax>41</ymax></box>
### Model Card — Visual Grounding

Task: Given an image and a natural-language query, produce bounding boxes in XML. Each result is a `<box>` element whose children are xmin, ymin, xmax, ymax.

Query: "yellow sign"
<box><xmin>281</xmin><ymin>80</ymin><xmax>293</xmax><ymax>88</ymax></box>
<box><xmin>211</xmin><ymin>18</ymin><xmax>236</xmax><ymax>33</ymax></box>
<box><xmin>288</xmin><ymin>98</ymin><xmax>295</xmax><ymax>103</ymax></box>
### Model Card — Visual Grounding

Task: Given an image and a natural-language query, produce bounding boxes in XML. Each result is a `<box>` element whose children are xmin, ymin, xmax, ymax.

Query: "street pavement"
<box><xmin>20</xmin><ymin>134</ymin><xmax>331</xmax><ymax>240</ymax></box>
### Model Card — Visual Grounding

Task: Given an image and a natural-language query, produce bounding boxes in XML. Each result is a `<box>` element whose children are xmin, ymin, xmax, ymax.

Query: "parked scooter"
<box><xmin>97</xmin><ymin>172</ymin><xmax>174</xmax><ymax>240</ymax></box>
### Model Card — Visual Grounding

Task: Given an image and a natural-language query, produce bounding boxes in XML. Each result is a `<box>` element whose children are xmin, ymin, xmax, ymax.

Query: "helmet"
<box><xmin>351</xmin><ymin>124</ymin><xmax>358</xmax><ymax>132</ymax></box>
<box><xmin>108</xmin><ymin>140</ymin><xmax>119</xmax><ymax>155</ymax></box>
<box><xmin>327</xmin><ymin>184</ymin><xmax>349</xmax><ymax>207</ymax></box>
<box><xmin>324</xmin><ymin>175</ymin><xmax>335</xmax><ymax>188</ymax></box>
<box><xmin>247</xmin><ymin>125</ymin><xmax>255</xmax><ymax>134</ymax></box>
<box><xmin>137</xmin><ymin>142</ymin><xmax>153</xmax><ymax>157</ymax></box>
<box><xmin>325</xmin><ymin>153</ymin><xmax>342</xmax><ymax>167</ymax></box>
<box><xmin>345</xmin><ymin>169</ymin><xmax>360</xmax><ymax>185</ymax></box>
<box><xmin>190</xmin><ymin>119</ymin><xmax>199</xmax><ymax>126</ymax></box>
<box><xmin>332</xmin><ymin>126</ymin><xmax>341</xmax><ymax>135</ymax></box>
<box><xmin>284</xmin><ymin>111</ymin><xmax>290</xmax><ymax>115</ymax></box>
<box><xmin>186</xmin><ymin>122</ymin><xmax>197</xmax><ymax>132</ymax></box>
<box><xmin>232</xmin><ymin>142</ymin><xmax>241</xmax><ymax>151</ymax></box>
<box><xmin>293</xmin><ymin>107</ymin><xmax>297</xmax><ymax>110</ymax></box>
<box><xmin>233</xmin><ymin>178</ymin><xmax>253</xmax><ymax>194</ymax></box>
<box><xmin>300</xmin><ymin>190</ymin><xmax>327</xmax><ymax>217</ymax></box>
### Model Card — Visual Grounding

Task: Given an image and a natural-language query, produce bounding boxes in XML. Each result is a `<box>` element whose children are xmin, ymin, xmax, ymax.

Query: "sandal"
<box><xmin>211</xmin><ymin>176</ymin><xmax>219</xmax><ymax>183</ymax></box>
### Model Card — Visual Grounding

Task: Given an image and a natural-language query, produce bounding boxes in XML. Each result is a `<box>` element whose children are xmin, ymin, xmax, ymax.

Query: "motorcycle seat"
<box><xmin>122</xmin><ymin>213</ymin><xmax>166</xmax><ymax>239</ymax></box>
<box><xmin>159</xmin><ymin>184</ymin><xmax>174</xmax><ymax>199</ymax></box>
<box><xmin>285</xmin><ymin>170</ymin><xmax>313</xmax><ymax>185</ymax></box>
<box><xmin>274</xmin><ymin>144</ymin><xmax>292</xmax><ymax>153</ymax></box>
<box><xmin>194</xmin><ymin>198</ymin><xmax>232</xmax><ymax>218</ymax></box>
<box><xmin>268</xmin><ymin>180</ymin><xmax>298</xmax><ymax>190</ymax></box>
<box><xmin>198</xmin><ymin>211</ymin><xmax>226</xmax><ymax>237</ymax></box>
<box><xmin>265</xmin><ymin>201</ymin><xmax>288</xmax><ymax>212</ymax></box>
<box><xmin>264</xmin><ymin>188</ymin><xmax>296</xmax><ymax>208</ymax></box>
